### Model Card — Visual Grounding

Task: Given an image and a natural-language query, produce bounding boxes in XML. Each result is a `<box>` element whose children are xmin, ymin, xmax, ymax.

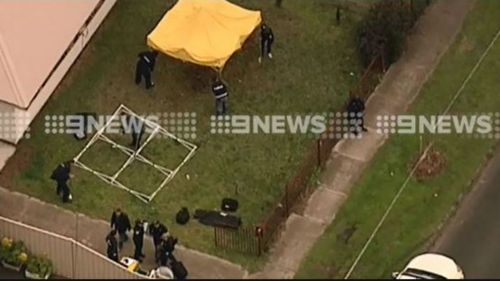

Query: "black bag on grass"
<box><xmin>221</xmin><ymin>198</ymin><xmax>239</xmax><ymax>212</ymax></box>
<box><xmin>175</xmin><ymin>207</ymin><xmax>190</xmax><ymax>225</ymax></box>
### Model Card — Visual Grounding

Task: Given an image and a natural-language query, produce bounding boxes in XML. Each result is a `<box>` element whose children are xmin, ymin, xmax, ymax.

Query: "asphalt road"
<box><xmin>432</xmin><ymin>145</ymin><xmax>500</xmax><ymax>279</ymax></box>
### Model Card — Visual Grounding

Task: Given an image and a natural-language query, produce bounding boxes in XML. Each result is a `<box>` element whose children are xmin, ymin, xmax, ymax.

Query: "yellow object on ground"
<box><xmin>147</xmin><ymin>0</ymin><xmax>262</xmax><ymax>69</ymax></box>
<box><xmin>120</xmin><ymin>257</ymin><xmax>139</xmax><ymax>273</ymax></box>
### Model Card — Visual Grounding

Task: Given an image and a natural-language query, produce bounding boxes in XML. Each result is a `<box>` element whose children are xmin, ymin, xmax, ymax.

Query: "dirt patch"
<box><xmin>413</xmin><ymin>148</ymin><xmax>447</xmax><ymax>181</ymax></box>
<box><xmin>457</xmin><ymin>35</ymin><xmax>475</xmax><ymax>53</ymax></box>
<box><xmin>316</xmin><ymin>264</ymin><xmax>338</xmax><ymax>279</ymax></box>
<box><xmin>337</xmin><ymin>224</ymin><xmax>358</xmax><ymax>244</ymax></box>
<box><xmin>0</xmin><ymin>145</ymin><xmax>33</xmax><ymax>189</ymax></box>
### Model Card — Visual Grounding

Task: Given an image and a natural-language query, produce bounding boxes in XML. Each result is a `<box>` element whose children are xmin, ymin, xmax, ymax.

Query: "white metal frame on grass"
<box><xmin>73</xmin><ymin>104</ymin><xmax>197</xmax><ymax>203</ymax></box>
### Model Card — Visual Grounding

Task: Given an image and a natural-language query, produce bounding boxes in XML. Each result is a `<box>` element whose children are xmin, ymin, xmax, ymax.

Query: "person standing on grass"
<box><xmin>135</xmin><ymin>50</ymin><xmax>158</xmax><ymax>90</ymax></box>
<box><xmin>110</xmin><ymin>208</ymin><xmax>131</xmax><ymax>249</ymax></box>
<box><xmin>259</xmin><ymin>23</ymin><xmax>274</xmax><ymax>64</ymax></box>
<box><xmin>120</xmin><ymin>113</ymin><xmax>145</xmax><ymax>151</ymax></box>
<box><xmin>129</xmin><ymin>116</ymin><xmax>145</xmax><ymax>151</ymax></box>
<box><xmin>133</xmin><ymin>220</ymin><xmax>146</xmax><ymax>262</ymax></box>
<box><xmin>106</xmin><ymin>229</ymin><xmax>119</xmax><ymax>262</ymax></box>
<box><xmin>211</xmin><ymin>77</ymin><xmax>229</xmax><ymax>116</ymax></box>
<box><xmin>50</xmin><ymin>160</ymin><xmax>74</xmax><ymax>203</ymax></box>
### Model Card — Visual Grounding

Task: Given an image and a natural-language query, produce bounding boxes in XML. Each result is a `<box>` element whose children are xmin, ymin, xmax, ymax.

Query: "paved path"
<box><xmin>0</xmin><ymin>267</ymin><xmax>25</xmax><ymax>279</ymax></box>
<box><xmin>249</xmin><ymin>0</ymin><xmax>475</xmax><ymax>278</ymax></box>
<box><xmin>430</xmin><ymin>144</ymin><xmax>500</xmax><ymax>279</ymax></box>
<box><xmin>0</xmin><ymin>186</ymin><xmax>247</xmax><ymax>279</ymax></box>
<box><xmin>0</xmin><ymin>266</ymin><xmax>63</xmax><ymax>279</ymax></box>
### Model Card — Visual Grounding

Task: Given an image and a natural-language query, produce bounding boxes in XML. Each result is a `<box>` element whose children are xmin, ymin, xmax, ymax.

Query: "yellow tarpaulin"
<box><xmin>147</xmin><ymin>0</ymin><xmax>262</xmax><ymax>69</ymax></box>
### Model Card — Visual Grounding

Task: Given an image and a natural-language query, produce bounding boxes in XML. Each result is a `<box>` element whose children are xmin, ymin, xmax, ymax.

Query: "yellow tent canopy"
<box><xmin>147</xmin><ymin>0</ymin><xmax>262</xmax><ymax>69</ymax></box>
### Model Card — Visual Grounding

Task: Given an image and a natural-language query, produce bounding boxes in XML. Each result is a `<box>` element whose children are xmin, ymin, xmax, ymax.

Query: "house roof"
<box><xmin>0</xmin><ymin>0</ymin><xmax>100</xmax><ymax>108</ymax></box>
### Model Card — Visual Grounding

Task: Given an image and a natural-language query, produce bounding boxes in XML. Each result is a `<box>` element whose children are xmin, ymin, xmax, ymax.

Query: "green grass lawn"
<box><xmin>0</xmin><ymin>0</ymin><xmax>368</xmax><ymax>270</ymax></box>
<box><xmin>296</xmin><ymin>0</ymin><xmax>500</xmax><ymax>278</ymax></box>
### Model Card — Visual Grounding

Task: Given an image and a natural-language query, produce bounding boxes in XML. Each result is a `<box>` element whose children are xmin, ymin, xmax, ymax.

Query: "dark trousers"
<box><xmin>58</xmin><ymin>182</ymin><xmax>71</xmax><ymax>203</ymax></box>
<box><xmin>215</xmin><ymin>96</ymin><xmax>228</xmax><ymax>116</ymax></box>
<box><xmin>133</xmin><ymin>241</ymin><xmax>143</xmax><ymax>260</ymax></box>
<box><xmin>159</xmin><ymin>251</ymin><xmax>172</xmax><ymax>266</ymax></box>
<box><xmin>131</xmin><ymin>131</ymin><xmax>144</xmax><ymax>150</ymax></box>
<box><xmin>118</xmin><ymin>231</ymin><xmax>128</xmax><ymax>249</ymax></box>
<box><xmin>348</xmin><ymin>113</ymin><xmax>365</xmax><ymax>134</ymax></box>
<box><xmin>107</xmin><ymin>250</ymin><xmax>118</xmax><ymax>262</ymax></box>
<box><xmin>135</xmin><ymin>62</ymin><xmax>154</xmax><ymax>89</ymax></box>
<box><xmin>153</xmin><ymin>238</ymin><xmax>161</xmax><ymax>263</ymax></box>
<box><xmin>56</xmin><ymin>183</ymin><xmax>62</xmax><ymax>196</ymax></box>
<box><xmin>261</xmin><ymin>39</ymin><xmax>273</xmax><ymax>56</ymax></box>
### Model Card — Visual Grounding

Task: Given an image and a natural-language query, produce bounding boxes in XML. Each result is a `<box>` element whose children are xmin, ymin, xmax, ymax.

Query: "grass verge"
<box><xmin>296</xmin><ymin>0</ymin><xmax>500</xmax><ymax>278</ymax></box>
<box><xmin>0</xmin><ymin>0</ymin><xmax>368</xmax><ymax>270</ymax></box>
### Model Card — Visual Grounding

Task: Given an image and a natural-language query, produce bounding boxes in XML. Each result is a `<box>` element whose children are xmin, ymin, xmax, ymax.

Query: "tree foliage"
<box><xmin>357</xmin><ymin>1</ymin><xmax>428</xmax><ymax>68</ymax></box>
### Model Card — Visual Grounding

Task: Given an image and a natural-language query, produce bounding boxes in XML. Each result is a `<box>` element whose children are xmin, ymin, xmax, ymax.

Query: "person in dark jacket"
<box><xmin>105</xmin><ymin>229</ymin><xmax>119</xmax><ymax>262</ymax></box>
<box><xmin>50</xmin><ymin>160</ymin><xmax>74</xmax><ymax>203</ymax></box>
<box><xmin>259</xmin><ymin>23</ymin><xmax>274</xmax><ymax>63</ymax></box>
<box><xmin>149</xmin><ymin>220</ymin><xmax>168</xmax><ymax>248</ymax></box>
<box><xmin>158</xmin><ymin>235</ymin><xmax>178</xmax><ymax>266</ymax></box>
<box><xmin>150</xmin><ymin>220</ymin><xmax>168</xmax><ymax>264</ymax></box>
<box><xmin>211</xmin><ymin>78</ymin><xmax>229</xmax><ymax>116</ymax></box>
<box><xmin>347</xmin><ymin>95</ymin><xmax>368</xmax><ymax>135</ymax></box>
<box><xmin>135</xmin><ymin>50</ymin><xmax>158</xmax><ymax>90</ymax></box>
<box><xmin>110</xmin><ymin>208</ymin><xmax>131</xmax><ymax>249</ymax></box>
<box><xmin>133</xmin><ymin>220</ymin><xmax>145</xmax><ymax>261</ymax></box>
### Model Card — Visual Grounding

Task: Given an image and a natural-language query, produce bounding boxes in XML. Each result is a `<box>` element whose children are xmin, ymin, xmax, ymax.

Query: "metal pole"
<box><xmin>317</xmin><ymin>139</ymin><xmax>322</xmax><ymax>168</ymax></box>
<box><xmin>214</xmin><ymin>227</ymin><xmax>217</xmax><ymax>247</ymax></box>
<box><xmin>72</xmin><ymin>213</ymin><xmax>78</xmax><ymax>278</ymax></box>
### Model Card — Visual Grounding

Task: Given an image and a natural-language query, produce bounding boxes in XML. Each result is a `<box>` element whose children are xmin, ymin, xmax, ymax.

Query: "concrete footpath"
<box><xmin>249</xmin><ymin>0</ymin><xmax>474</xmax><ymax>278</ymax></box>
<box><xmin>0</xmin><ymin>186</ymin><xmax>247</xmax><ymax>279</ymax></box>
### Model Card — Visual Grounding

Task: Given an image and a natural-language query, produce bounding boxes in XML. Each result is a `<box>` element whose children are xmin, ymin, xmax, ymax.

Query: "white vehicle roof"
<box><xmin>401</xmin><ymin>253</ymin><xmax>464</xmax><ymax>279</ymax></box>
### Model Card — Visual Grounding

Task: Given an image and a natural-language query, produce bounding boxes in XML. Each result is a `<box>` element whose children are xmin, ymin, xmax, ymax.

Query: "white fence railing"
<box><xmin>0</xmin><ymin>215</ymin><xmax>148</xmax><ymax>279</ymax></box>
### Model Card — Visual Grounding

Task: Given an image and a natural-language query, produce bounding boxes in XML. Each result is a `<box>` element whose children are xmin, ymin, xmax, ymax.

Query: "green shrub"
<box><xmin>0</xmin><ymin>237</ymin><xmax>13</xmax><ymax>261</ymax></box>
<box><xmin>357</xmin><ymin>1</ymin><xmax>429</xmax><ymax>67</ymax></box>
<box><xmin>4</xmin><ymin>240</ymin><xmax>29</xmax><ymax>267</ymax></box>
<box><xmin>26</xmin><ymin>255</ymin><xmax>53</xmax><ymax>277</ymax></box>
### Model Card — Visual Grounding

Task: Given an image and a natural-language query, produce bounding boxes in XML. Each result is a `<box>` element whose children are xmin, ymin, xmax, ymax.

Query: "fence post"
<box><xmin>285</xmin><ymin>184</ymin><xmax>289</xmax><ymax>217</ymax></box>
<box><xmin>72</xmin><ymin>213</ymin><xmax>78</xmax><ymax>278</ymax></box>
<box><xmin>214</xmin><ymin>227</ymin><xmax>217</xmax><ymax>247</ymax></box>
<box><xmin>256</xmin><ymin>226</ymin><xmax>263</xmax><ymax>257</ymax></box>
<box><xmin>317</xmin><ymin>139</ymin><xmax>322</xmax><ymax>168</ymax></box>
<box><xmin>336</xmin><ymin>5</ymin><xmax>341</xmax><ymax>24</ymax></box>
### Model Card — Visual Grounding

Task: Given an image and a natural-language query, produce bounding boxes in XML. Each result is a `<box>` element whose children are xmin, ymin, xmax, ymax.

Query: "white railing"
<box><xmin>0</xmin><ymin>215</ymin><xmax>148</xmax><ymax>279</ymax></box>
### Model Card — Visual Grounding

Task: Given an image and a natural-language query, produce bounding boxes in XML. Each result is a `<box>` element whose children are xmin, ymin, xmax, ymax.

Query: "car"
<box><xmin>392</xmin><ymin>253</ymin><xmax>464</xmax><ymax>279</ymax></box>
